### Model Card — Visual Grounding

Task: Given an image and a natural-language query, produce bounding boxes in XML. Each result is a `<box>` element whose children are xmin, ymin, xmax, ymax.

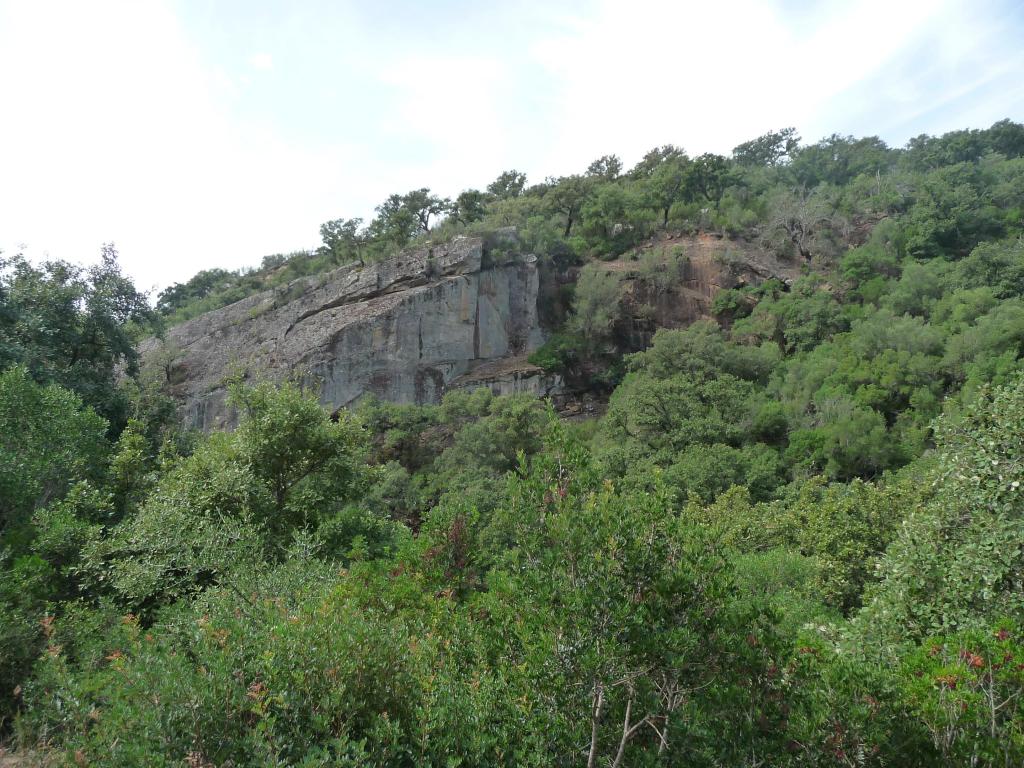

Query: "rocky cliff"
<box><xmin>603</xmin><ymin>232</ymin><xmax>803</xmax><ymax>349</ymax></box>
<box><xmin>142</xmin><ymin>234</ymin><xmax>546</xmax><ymax>430</ymax></box>
<box><xmin>145</xmin><ymin>231</ymin><xmax>801</xmax><ymax>429</ymax></box>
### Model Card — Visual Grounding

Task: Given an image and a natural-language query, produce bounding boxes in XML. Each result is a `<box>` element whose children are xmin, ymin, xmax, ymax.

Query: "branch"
<box><xmin>610</xmin><ymin>693</ymin><xmax>633</xmax><ymax>768</ymax></box>
<box><xmin>611</xmin><ymin>692</ymin><xmax>652</xmax><ymax>768</ymax></box>
<box><xmin>646</xmin><ymin>716</ymin><xmax>669</xmax><ymax>755</ymax></box>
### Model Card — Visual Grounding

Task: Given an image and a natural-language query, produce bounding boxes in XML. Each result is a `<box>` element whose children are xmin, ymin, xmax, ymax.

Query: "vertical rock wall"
<box><xmin>142</xmin><ymin>236</ymin><xmax>545</xmax><ymax>430</ymax></box>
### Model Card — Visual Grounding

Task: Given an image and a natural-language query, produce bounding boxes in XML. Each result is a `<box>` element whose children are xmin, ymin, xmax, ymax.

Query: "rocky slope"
<box><xmin>603</xmin><ymin>232</ymin><xmax>802</xmax><ymax>348</ymax></box>
<box><xmin>144</xmin><ymin>231</ymin><xmax>800</xmax><ymax>429</ymax></box>
<box><xmin>142</xmin><ymin>234</ymin><xmax>546</xmax><ymax>430</ymax></box>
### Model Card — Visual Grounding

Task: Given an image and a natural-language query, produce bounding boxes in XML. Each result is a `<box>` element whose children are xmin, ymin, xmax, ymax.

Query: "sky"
<box><xmin>1</xmin><ymin>0</ymin><xmax>1023</xmax><ymax>294</ymax></box>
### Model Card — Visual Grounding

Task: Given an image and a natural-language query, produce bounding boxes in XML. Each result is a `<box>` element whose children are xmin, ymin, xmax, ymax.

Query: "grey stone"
<box><xmin>142</xmin><ymin>235</ymin><xmax>549</xmax><ymax>430</ymax></box>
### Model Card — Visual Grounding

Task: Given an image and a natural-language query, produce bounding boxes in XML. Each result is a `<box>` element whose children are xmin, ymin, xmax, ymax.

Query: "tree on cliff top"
<box><xmin>546</xmin><ymin>174</ymin><xmax>595</xmax><ymax>237</ymax></box>
<box><xmin>370</xmin><ymin>188</ymin><xmax>452</xmax><ymax>247</ymax></box>
<box><xmin>487</xmin><ymin>169</ymin><xmax>527</xmax><ymax>199</ymax></box>
<box><xmin>319</xmin><ymin>217</ymin><xmax>369</xmax><ymax>265</ymax></box>
<box><xmin>402</xmin><ymin>188</ymin><xmax>453</xmax><ymax>233</ymax></box>
<box><xmin>732</xmin><ymin>127</ymin><xmax>800</xmax><ymax>167</ymax></box>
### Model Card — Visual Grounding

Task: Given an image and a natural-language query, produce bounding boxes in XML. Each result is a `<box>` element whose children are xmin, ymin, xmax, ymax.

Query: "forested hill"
<box><xmin>154</xmin><ymin>120</ymin><xmax>1024</xmax><ymax>326</ymax></box>
<box><xmin>3</xmin><ymin>119</ymin><xmax>1024</xmax><ymax>765</ymax></box>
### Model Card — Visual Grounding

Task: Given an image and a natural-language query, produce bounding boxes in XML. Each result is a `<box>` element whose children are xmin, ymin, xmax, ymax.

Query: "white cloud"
<box><xmin>248</xmin><ymin>52</ymin><xmax>274</xmax><ymax>71</ymax></box>
<box><xmin>526</xmin><ymin>0</ymin><xmax>972</xmax><ymax>173</ymax></box>
<box><xmin>0</xmin><ymin>0</ymin><xmax>365</xmax><ymax>293</ymax></box>
<box><xmin>375</xmin><ymin>54</ymin><xmax>516</xmax><ymax>195</ymax></box>
<box><xmin>1</xmin><ymin>0</ymin><xmax>1019</xmax><ymax>293</ymax></box>
<box><xmin>528</xmin><ymin>0</ymin><xmax>795</xmax><ymax>171</ymax></box>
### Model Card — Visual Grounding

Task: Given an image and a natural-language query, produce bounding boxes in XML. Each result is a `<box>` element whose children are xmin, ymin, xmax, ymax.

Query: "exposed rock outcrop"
<box><xmin>143</xmin><ymin>235</ymin><xmax>545</xmax><ymax>430</ymax></box>
<box><xmin>602</xmin><ymin>232</ymin><xmax>802</xmax><ymax>349</ymax></box>
<box><xmin>145</xmin><ymin>230</ymin><xmax>803</xmax><ymax>430</ymax></box>
<box><xmin>448</xmin><ymin>356</ymin><xmax>563</xmax><ymax>399</ymax></box>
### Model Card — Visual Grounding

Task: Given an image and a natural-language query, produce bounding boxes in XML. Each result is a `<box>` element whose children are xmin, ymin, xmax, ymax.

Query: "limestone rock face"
<box><xmin>143</xmin><ymin>236</ymin><xmax>546</xmax><ymax>430</ymax></box>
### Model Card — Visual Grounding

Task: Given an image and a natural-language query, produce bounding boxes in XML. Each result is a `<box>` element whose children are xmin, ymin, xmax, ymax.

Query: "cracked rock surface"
<box><xmin>141</xmin><ymin>236</ymin><xmax>545</xmax><ymax>430</ymax></box>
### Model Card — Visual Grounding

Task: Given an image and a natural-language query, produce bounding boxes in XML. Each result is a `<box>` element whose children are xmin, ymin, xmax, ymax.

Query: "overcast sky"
<box><xmin>2</xmin><ymin>0</ymin><xmax>1023</xmax><ymax>293</ymax></box>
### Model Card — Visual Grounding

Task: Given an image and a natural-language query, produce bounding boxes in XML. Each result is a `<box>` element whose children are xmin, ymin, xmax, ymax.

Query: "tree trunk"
<box><xmin>611</xmin><ymin>694</ymin><xmax>649</xmax><ymax>768</ymax></box>
<box><xmin>610</xmin><ymin>695</ymin><xmax>633</xmax><ymax>768</ymax></box>
<box><xmin>587</xmin><ymin>684</ymin><xmax>604</xmax><ymax>768</ymax></box>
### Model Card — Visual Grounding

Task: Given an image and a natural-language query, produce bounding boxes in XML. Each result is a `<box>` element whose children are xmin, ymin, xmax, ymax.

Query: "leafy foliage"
<box><xmin>0</xmin><ymin>245</ymin><xmax>157</xmax><ymax>429</ymax></box>
<box><xmin>7</xmin><ymin>118</ymin><xmax>1024</xmax><ymax>764</ymax></box>
<box><xmin>0</xmin><ymin>367</ymin><xmax>108</xmax><ymax>533</ymax></box>
<box><xmin>855</xmin><ymin>376</ymin><xmax>1024</xmax><ymax>643</ymax></box>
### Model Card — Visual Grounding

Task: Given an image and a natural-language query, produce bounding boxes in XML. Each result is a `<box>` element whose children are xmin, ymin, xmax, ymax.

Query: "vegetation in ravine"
<box><xmin>2</xmin><ymin>118</ymin><xmax>1024</xmax><ymax>765</ymax></box>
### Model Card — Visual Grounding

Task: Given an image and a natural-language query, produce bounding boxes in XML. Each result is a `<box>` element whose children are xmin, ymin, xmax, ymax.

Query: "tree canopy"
<box><xmin>7</xmin><ymin>118</ymin><xmax>1024</xmax><ymax>765</ymax></box>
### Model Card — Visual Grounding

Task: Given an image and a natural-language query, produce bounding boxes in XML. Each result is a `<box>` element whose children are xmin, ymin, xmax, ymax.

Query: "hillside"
<box><xmin>3</xmin><ymin>119</ymin><xmax>1024</xmax><ymax>766</ymax></box>
<box><xmin>144</xmin><ymin>228</ymin><xmax>802</xmax><ymax>428</ymax></box>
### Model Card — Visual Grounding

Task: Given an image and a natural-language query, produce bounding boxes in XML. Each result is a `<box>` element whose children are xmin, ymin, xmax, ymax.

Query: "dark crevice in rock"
<box><xmin>473</xmin><ymin>286</ymin><xmax>481</xmax><ymax>360</ymax></box>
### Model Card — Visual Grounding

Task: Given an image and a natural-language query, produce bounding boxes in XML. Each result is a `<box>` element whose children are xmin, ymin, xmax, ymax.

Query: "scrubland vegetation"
<box><xmin>3</xmin><ymin>119</ymin><xmax>1024</xmax><ymax>765</ymax></box>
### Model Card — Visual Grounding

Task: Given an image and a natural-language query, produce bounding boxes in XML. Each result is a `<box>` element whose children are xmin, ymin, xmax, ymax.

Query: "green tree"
<box><xmin>486</xmin><ymin>169</ymin><xmax>527</xmax><ymax>199</ymax></box>
<box><xmin>598</xmin><ymin>371</ymin><xmax>758</xmax><ymax>474</ymax></box>
<box><xmin>900</xmin><ymin>622</ymin><xmax>1024</xmax><ymax>765</ymax></box>
<box><xmin>628</xmin><ymin>144</ymin><xmax>686</xmax><ymax>179</ymax></box>
<box><xmin>987</xmin><ymin>118</ymin><xmax>1024</xmax><ymax>158</ymax></box>
<box><xmin>0</xmin><ymin>366</ymin><xmax>108</xmax><ymax>535</ymax></box>
<box><xmin>666</xmin><ymin>442</ymin><xmax>785</xmax><ymax>503</ymax></box>
<box><xmin>855</xmin><ymin>375</ymin><xmax>1024</xmax><ymax>644</ymax></box>
<box><xmin>585</xmin><ymin>153</ymin><xmax>623</xmax><ymax>181</ymax></box>
<box><xmin>734</xmin><ymin>275</ymin><xmax>847</xmax><ymax>352</ymax></box>
<box><xmin>0</xmin><ymin>368</ymin><xmax>108</xmax><ymax>728</ymax></box>
<box><xmin>230</xmin><ymin>380</ymin><xmax>370</xmax><ymax>533</ymax></box>
<box><xmin>955</xmin><ymin>237</ymin><xmax>1024</xmax><ymax>299</ymax></box>
<box><xmin>784</xmin><ymin>477</ymin><xmax>909</xmax><ymax>613</ymax></box>
<box><xmin>904</xmin><ymin>119</ymin><xmax>1024</xmax><ymax>171</ymax></box>
<box><xmin>451</xmin><ymin>188</ymin><xmax>489</xmax><ymax>225</ymax></box>
<box><xmin>568</xmin><ymin>263</ymin><xmax>624</xmax><ymax>340</ymax></box>
<box><xmin>156</xmin><ymin>268</ymin><xmax>237</xmax><ymax>315</ymax></box>
<box><xmin>318</xmin><ymin>217</ymin><xmax>367</xmax><ymax>265</ymax></box>
<box><xmin>644</xmin><ymin>153</ymin><xmax>692</xmax><ymax>227</ymax></box>
<box><xmin>902</xmin><ymin>162</ymin><xmax>1007</xmax><ymax>259</ymax></box>
<box><xmin>369</xmin><ymin>193</ymin><xmax>419</xmax><ymax>246</ymax></box>
<box><xmin>546</xmin><ymin>174</ymin><xmax>594</xmax><ymax>237</ymax></box>
<box><xmin>0</xmin><ymin>245</ymin><xmax>158</xmax><ymax>429</ymax></box>
<box><xmin>402</xmin><ymin>187</ymin><xmax>452</xmax><ymax>233</ymax></box>
<box><xmin>790</xmin><ymin>134</ymin><xmax>893</xmax><ymax>187</ymax></box>
<box><xmin>87</xmin><ymin>380</ymin><xmax>370</xmax><ymax>612</ymax></box>
<box><xmin>732</xmin><ymin>127</ymin><xmax>800</xmax><ymax>167</ymax></box>
<box><xmin>579</xmin><ymin>181</ymin><xmax>644</xmax><ymax>248</ymax></box>
<box><xmin>480</xmin><ymin>427</ymin><xmax>787</xmax><ymax>765</ymax></box>
<box><xmin>687</xmin><ymin>153</ymin><xmax>731</xmax><ymax>203</ymax></box>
